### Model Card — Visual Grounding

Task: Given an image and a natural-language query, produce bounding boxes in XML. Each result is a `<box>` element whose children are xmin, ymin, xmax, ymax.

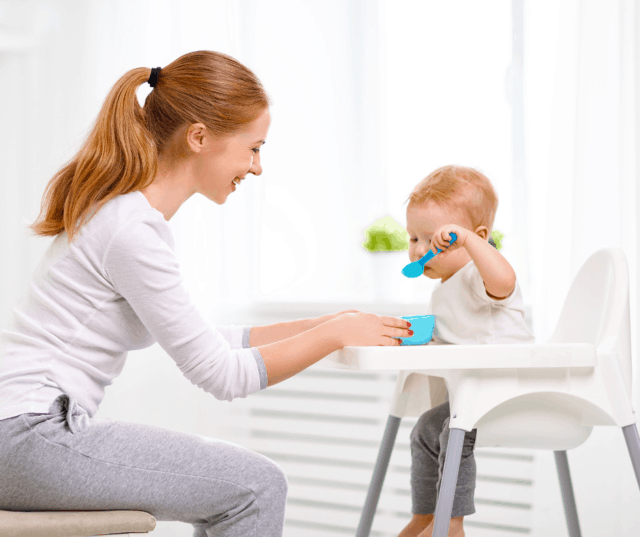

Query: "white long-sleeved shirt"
<box><xmin>0</xmin><ymin>190</ymin><xmax>267</xmax><ymax>420</ymax></box>
<box><xmin>426</xmin><ymin>259</ymin><xmax>535</xmax><ymax>345</ymax></box>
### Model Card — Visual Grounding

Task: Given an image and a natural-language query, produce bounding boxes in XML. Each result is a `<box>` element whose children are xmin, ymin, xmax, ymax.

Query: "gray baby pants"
<box><xmin>410</xmin><ymin>401</ymin><xmax>477</xmax><ymax>518</ymax></box>
<box><xmin>0</xmin><ymin>394</ymin><xmax>287</xmax><ymax>536</ymax></box>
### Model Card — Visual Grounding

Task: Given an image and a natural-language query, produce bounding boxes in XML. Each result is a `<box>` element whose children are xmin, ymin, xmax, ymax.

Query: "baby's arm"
<box><xmin>464</xmin><ymin>232</ymin><xmax>516</xmax><ymax>299</ymax></box>
<box><xmin>434</xmin><ymin>226</ymin><xmax>516</xmax><ymax>299</ymax></box>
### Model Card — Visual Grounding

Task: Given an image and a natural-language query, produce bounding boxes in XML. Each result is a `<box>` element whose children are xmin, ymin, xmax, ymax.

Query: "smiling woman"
<box><xmin>0</xmin><ymin>49</ymin><xmax>412</xmax><ymax>537</ymax></box>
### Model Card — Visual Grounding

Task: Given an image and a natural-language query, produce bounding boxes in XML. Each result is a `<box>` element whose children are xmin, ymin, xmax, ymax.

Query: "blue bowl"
<box><xmin>399</xmin><ymin>315</ymin><xmax>435</xmax><ymax>346</ymax></box>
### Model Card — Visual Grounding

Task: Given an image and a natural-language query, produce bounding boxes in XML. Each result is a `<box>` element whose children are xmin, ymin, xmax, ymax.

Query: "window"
<box><xmin>212</xmin><ymin>0</ymin><xmax>529</xmax><ymax>309</ymax></box>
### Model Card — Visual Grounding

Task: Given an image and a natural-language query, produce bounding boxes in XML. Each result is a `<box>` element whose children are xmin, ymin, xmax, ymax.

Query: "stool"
<box><xmin>0</xmin><ymin>509</ymin><xmax>156</xmax><ymax>537</ymax></box>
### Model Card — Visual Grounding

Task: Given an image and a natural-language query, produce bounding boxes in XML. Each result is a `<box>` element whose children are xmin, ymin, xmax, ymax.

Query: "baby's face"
<box><xmin>406</xmin><ymin>201</ymin><xmax>473</xmax><ymax>283</ymax></box>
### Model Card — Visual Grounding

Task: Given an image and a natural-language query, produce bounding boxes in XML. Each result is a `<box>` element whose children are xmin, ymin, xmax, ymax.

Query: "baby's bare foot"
<box><xmin>398</xmin><ymin>514</ymin><xmax>434</xmax><ymax>537</ymax></box>
<box><xmin>417</xmin><ymin>516</ymin><xmax>465</xmax><ymax>537</ymax></box>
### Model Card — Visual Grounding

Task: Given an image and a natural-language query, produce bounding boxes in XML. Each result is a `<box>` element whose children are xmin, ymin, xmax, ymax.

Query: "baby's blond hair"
<box><xmin>407</xmin><ymin>165</ymin><xmax>499</xmax><ymax>233</ymax></box>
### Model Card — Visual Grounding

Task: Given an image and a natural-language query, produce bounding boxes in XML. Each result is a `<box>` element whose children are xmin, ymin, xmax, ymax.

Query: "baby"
<box><xmin>397</xmin><ymin>165</ymin><xmax>535</xmax><ymax>537</ymax></box>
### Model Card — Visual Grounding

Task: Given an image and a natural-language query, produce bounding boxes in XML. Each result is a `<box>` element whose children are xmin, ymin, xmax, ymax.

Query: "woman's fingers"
<box><xmin>382</xmin><ymin>319</ymin><xmax>412</xmax><ymax>334</ymax></box>
<box><xmin>382</xmin><ymin>316</ymin><xmax>411</xmax><ymax>329</ymax></box>
<box><xmin>394</xmin><ymin>326</ymin><xmax>413</xmax><ymax>337</ymax></box>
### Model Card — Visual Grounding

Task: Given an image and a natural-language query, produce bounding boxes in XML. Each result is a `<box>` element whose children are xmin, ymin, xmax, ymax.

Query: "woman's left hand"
<box><xmin>430</xmin><ymin>224</ymin><xmax>468</xmax><ymax>258</ymax></box>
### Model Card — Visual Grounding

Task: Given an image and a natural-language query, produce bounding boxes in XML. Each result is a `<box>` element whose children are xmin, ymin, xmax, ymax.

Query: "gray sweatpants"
<box><xmin>0</xmin><ymin>394</ymin><xmax>287</xmax><ymax>536</ymax></box>
<box><xmin>410</xmin><ymin>401</ymin><xmax>477</xmax><ymax>518</ymax></box>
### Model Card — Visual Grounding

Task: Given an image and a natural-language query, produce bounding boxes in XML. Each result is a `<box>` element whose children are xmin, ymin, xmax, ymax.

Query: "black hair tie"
<box><xmin>148</xmin><ymin>67</ymin><xmax>161</xmax><ymax>88</ymax></box>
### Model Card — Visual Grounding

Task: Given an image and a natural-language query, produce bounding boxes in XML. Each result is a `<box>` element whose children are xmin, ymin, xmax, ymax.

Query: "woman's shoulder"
<box><xmin>80</xmin><ymin>191</ymin><xmax>175</xmax><ymax>255</ymax></box>
<box><xmin>94</xmin><ymin>190</ymin><xmax>168</xmax><ymax>231</ymax></box>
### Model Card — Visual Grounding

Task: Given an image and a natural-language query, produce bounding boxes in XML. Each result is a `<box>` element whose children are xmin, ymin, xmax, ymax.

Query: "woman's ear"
<box><xmin>185</xmin><ymin>123</ymin><xmax>207</xmax><ymax>153</ymax></box>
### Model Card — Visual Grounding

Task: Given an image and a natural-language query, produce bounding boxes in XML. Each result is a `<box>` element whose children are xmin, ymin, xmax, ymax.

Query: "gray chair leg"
<box><xmin>356</xmin><ymin>415</ymin><xmax>401</xmax><ymax>537</ymax></box>
<box><xmin>622</xmin><ymin>424</ymin><xmax>640</xmax><ymax>490</ymax></box>
<box><xmin>432</xmin><ymin>428</ymin><xmax>465</xmax><ymax>537</ymax></box>
<box><xmin>555</xmin><ymin>451</ymin><xmax>582</xmax><ymax>537</ymax></box>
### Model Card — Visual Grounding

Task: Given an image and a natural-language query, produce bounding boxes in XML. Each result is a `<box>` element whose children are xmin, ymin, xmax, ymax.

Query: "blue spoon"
<box><xmin>401</xmin><ymin>232</ymin><xmax>458</xmax><ymax>278</ymax></box>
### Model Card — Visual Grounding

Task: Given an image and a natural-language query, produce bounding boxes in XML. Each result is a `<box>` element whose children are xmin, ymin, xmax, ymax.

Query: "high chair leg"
<box><xmin>555</xmin><ymin>451</ymin><xmax>582</xmax><ymax>537</ymax></box>
<box><xmin>356</xmin><ymin>415</ymin><xmax>401</xmax><ymax>537</ymax></box>
<box><xmin>622</xmin><ymin>424</ymin><xmax>640</xmax><ymax>490</ymax></box>
<box><xmin>432</xmin><ymin>428</ymin><xmax>465</xmax><ymax>537</ymax></box>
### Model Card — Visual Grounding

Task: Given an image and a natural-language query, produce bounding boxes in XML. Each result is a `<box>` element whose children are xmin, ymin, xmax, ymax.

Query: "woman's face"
<box><xmin>192</xmin><ymin>108</ymin><xmax>271</xmax><ymax>204</ymax></box>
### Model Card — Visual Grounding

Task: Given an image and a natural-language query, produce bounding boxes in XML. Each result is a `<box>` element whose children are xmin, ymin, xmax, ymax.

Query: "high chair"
<box><xmin>0</xmin><ymin>509</ymin><xmax>156</xmax><ymax>536</ymax></box>
<box><xmin>318</xmin><ymin>246</ymin><xmax>640</xmax><ymax>537</ymax></box>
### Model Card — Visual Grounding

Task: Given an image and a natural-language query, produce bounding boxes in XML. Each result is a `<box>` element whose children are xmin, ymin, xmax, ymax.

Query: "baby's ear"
<box><xmin>474</xmin><ymin>225</ymin><xmax>490</xmax><ymax>241</ymax></box>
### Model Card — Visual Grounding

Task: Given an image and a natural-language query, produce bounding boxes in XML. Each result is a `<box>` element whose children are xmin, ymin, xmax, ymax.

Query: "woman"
<box><xmin>0</xmin><ymin>50</ymin><xmax>411</xmax><ymax>536</ymax></box>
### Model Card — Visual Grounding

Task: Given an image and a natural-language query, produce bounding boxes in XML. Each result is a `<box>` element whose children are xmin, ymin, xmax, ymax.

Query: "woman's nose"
<box><xmin>250</xmin><ymin>154</ymin><xmax>262</xmax><ymax>176</ymax></box>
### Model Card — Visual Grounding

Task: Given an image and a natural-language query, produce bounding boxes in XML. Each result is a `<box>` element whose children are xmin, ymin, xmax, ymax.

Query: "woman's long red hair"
<box><xmin>29</xmin><ymin>50</ymin><xmax>270</xmax><ymax>242</ymax></box>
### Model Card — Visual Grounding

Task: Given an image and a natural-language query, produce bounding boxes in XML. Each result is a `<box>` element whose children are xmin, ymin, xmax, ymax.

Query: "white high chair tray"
<box><xmin>318</xmin><ymin>343</ymin><xmax>597</xmax><ymax>371</ymax></box>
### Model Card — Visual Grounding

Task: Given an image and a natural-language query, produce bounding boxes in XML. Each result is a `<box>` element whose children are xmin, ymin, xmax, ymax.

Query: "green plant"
<box><xmin>362</xmin><ymin>216</ymin><xmax>409</xmax><ymax>252</ymax></box>
<box><xmin>490</xmin><ymin>229</ymin><xmax>504</xmax><ymax>251</ymax></box>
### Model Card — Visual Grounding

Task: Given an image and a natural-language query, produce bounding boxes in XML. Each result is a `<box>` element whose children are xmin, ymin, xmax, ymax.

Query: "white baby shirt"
<box><xmin>0</xmin><ymin>191</ymin><xmax>267</xmax><ymax>420</ymax></box>
<box><xmin>426</xmin><ymin>260</ymin><xmax>535</xmax><ymax>345</ymax></box>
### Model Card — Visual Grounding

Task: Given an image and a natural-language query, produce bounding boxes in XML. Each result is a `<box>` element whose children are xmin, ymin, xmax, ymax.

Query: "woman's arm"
<box><xmin>249</xmin><ymin>310</ymin><xmax>359</xmax><ymax>346</ymax></box>
<box><xmin>257</xmin><ymin>312</ymin><xmax>411</xmax><ymax>386</ymax></box>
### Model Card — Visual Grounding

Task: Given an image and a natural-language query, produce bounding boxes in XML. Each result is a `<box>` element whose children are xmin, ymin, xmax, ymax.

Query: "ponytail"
<box><xmin>29</xmin><ymin>68</ymin><xmax>157</xmax><ymax>242</ymax></box>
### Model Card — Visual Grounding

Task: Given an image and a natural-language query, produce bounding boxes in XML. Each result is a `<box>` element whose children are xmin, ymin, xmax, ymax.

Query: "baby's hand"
<box><xmin>431</xmin><ymin>224</ymin><xmax>468</xmax><ymax>258</ymax></box>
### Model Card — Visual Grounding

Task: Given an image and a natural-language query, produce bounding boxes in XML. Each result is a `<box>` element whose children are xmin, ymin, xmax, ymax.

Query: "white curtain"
<box><xmin>525</xmin><ymin>1</ymin><xmax>640</xmax><ymax>534</ymax></box>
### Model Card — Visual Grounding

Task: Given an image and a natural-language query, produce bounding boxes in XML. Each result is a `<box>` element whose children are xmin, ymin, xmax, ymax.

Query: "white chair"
<box><xmin>318</xmin><ymin>246</ymin><xmax>640</xmax><ymax>537</ymax></box>
<box><xmin>0</xmin><ymin>509</ymin><xmax>156</xmax><ymax>536</ymax></box>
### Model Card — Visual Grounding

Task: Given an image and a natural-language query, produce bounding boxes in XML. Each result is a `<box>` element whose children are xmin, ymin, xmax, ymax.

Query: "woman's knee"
<box><xmin>255</xmin><ymin>457</ymin><xmax>288</xmax><ymax>504</ymax></box>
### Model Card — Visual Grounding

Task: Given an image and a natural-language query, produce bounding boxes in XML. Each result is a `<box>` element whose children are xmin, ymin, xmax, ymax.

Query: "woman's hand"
<box><xmin>313</xmin><ymin>309</ymin><xmax>361</xmax><ymax>328</ymax></box>
<box><xmin>331</xmin><ymin>312</ymin><xmax>412</xmax><ymax>347</ymax></box>
<box><xmin>430</xmin><ymin>224</ymin><xmax>469</xmax><ymax>259</ymax></box>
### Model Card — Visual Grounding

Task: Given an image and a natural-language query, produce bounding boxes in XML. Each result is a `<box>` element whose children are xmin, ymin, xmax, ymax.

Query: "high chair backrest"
<box><xmin>547</xmin><ymin>247</ymin><xmax>632</xmax><ymax>394</ymax></box>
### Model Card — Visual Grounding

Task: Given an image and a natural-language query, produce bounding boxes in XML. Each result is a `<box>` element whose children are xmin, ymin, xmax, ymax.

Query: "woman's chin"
<box><xmin>206</xmin><ymin>193</ymin><xmax>227</xmax><ymax>205</ymax></box>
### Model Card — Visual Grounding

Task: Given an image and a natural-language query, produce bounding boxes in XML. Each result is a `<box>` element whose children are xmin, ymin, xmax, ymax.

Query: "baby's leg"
<box><xmin>397</xmin><ymin>402</ymin><xmax>451</xmax><ymax>537</ymax></box>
